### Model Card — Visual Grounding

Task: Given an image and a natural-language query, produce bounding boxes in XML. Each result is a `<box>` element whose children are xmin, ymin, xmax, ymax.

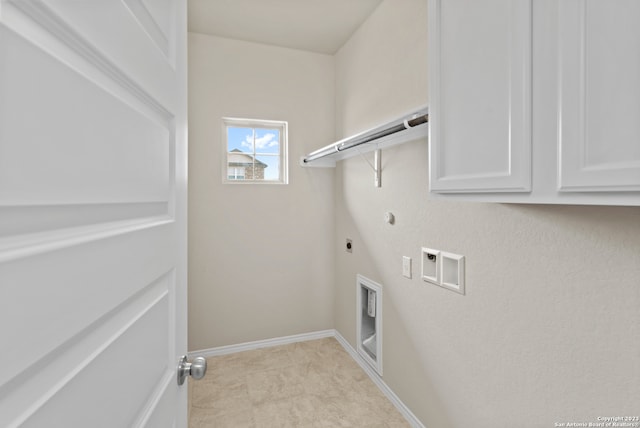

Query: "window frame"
<box><xmin>222</xmin><ymin>117</ymin><xmax>289</xmax><ymax>185</ymax></box>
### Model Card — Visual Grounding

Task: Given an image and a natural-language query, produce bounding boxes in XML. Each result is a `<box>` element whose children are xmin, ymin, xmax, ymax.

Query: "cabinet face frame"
<box><xmin>557</xmin><ymin>0</ymin><xmax>640</xmax><ymax>192</ymax></box>
<box><xmin>428</xmin><ymin>0</ymin><xmax>533</xmax><ymax>193</ymax></box>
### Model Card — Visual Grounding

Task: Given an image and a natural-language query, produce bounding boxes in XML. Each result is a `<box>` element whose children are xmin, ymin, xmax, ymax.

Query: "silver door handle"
<box><xmin>177</xmin><ymin>355</ymin><xmax>207</xmax><ymax>385</ymax></box>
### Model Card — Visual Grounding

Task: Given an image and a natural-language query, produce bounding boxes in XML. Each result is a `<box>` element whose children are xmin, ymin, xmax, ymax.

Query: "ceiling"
<box><xmin>187</xmin><ymin>0</ymin><xmax>384</xmax><ymax>54</ymax></box>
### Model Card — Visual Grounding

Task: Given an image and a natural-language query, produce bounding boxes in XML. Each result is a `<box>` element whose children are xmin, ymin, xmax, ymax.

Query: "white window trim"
<box><xmin>222</xmin><ymin>117</ymin><xmax>289</xmax><ymax>185</ymax></box>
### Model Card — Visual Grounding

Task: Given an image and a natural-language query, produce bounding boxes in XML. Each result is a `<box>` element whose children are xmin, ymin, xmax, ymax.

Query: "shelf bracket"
<box><xmin>374</xmin><ymin>149</ymin><xmax>381</xmax><ymax>188</ymax></box>
<box><xmin>355</xmin><ymin>146</ymin><xmax>382</xmax><ymax>187</ymax></box>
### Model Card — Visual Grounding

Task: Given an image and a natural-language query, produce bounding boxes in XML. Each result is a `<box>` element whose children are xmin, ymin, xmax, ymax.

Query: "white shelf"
<box><xmin>301</xmin><ymin>105</ymin><xmax>428</xmax><ymax>167</ymax></box>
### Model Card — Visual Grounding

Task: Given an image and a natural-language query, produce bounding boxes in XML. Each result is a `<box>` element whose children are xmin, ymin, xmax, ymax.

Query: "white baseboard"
<box><xmin>188</xmin><ymin>329</ymin><xmax>425</xmax><ymax>428</ymax></box>
<box><xmin>188</xmin><ymin>329</ymin><xmax>335</xmax><ymax>358</ymax></box>
<box><xmin>332</xmin><ymin>331</ymin><xmax>426</xmax><ymax>428</ymax></box>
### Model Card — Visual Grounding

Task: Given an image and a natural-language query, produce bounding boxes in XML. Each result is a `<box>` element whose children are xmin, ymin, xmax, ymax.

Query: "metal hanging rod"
<box><xmin>301</xmin><ymin>109</ymin><xmax>429</xmax><ymax>164</ymax></box>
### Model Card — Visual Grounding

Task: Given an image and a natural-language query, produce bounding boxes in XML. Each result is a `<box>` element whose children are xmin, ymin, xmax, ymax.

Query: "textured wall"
<box><xmin>334</xmin><ymin>0</ymin><xmax>640</xmax><ymax>427</ymax></box>
<box><xmin>188</xmin><ymin>33</ymin><xmax>335</xmax><ymax>350</ymax></box>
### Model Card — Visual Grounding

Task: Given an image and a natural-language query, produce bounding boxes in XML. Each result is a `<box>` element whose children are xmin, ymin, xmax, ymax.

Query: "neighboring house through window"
<box><xmin>223</xmin><ymin>117</ymin><xmax>288</xmax><ymax>184</ymax></box>
<box><xmin>227</xmin><ymin>149</ymin><xmax>267</xmax><ymax>180</ymax></box>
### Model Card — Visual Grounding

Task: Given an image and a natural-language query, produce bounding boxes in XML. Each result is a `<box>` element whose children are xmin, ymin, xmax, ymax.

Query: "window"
<box><xmin>222</xmin><ymin>117</ymin><xmax>288</xmax><ymax>184</ymax></box>
<box><xmin>227</xmin><ymin>167</ymin><xmax>245</xmax><ymax>180</ymax></box>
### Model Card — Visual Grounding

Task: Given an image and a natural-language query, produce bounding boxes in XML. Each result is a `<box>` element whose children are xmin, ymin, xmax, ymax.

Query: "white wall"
<box><xmin>188</xmin><ymin>3</ymin><xmax>640</xmax><ymax>426</ymax></box>
<box><xmin>335</xmin><ymin>0</ymin><xmax>640</xmax><ymax>427</ymax></box>
<box><xmin>188</xmin><ymin>33</ymin><xmax>335</xmax><ymax>350</ymax></box>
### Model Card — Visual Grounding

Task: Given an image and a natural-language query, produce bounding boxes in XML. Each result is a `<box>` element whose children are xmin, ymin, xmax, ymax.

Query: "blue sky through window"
<box><xmin>227</xmin><ymin>127</ymin><xmax>280</xmax><ymax>154</ymax></box>
<box><xmin>257</xmin><ymin>155</ymin><xmax>280</xmax><ymax>180</ymax></box>
<box><xmin>227</xmin><ymin>126</ymin><xmax>281</xmax><ymax>180</ymax></box>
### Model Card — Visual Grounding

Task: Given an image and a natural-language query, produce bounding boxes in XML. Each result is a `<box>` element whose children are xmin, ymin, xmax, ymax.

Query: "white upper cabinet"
<box><xmin>558</xmin><ymin>0</ymin><xmax>640</xmax><ymax>193</ymax></box>
<box><xmin>429</xmin><ymin>0</ymin><xmax>532</xmax><ymax>193</ymax></box>
<box><xmin>429</xmin><ymin>0</ymin><xmax>640</xmax><ymax>205</ymax></box>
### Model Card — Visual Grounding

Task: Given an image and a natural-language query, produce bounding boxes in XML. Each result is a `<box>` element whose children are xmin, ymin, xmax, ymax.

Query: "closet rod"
<box><xmin>302</xmin><ymin>113</ymin><xmax>429</xmax><ymax>164</ymax></box>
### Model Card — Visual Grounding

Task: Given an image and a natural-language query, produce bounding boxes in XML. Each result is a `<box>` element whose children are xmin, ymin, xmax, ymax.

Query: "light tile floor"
<box><xmin>189</xmin><ymin>337</ymin><xmax>410</xmax><ymax>427</ymax></box>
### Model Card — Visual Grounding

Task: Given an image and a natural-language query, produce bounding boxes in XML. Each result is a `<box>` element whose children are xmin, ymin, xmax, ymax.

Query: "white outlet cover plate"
<box><xmin>440</xmin><ymin>252</ymin><xmax>465</xmax><ymax>295</ymax></box>
<box><xmin>421</xmin><ymin>247</ymin><xmax>440</xmax><ymax>285</ymax></box>
<box><xmin>402</xmin><ymin>256</ymin><xmax>412</xmax><ymax>278</ymax></box>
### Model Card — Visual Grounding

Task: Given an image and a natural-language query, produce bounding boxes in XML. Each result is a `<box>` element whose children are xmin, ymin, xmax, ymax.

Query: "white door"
<box><xmin>0</xmin><ymin>0</ymin><xmax>188</xmax><ymax>426</ymax></box>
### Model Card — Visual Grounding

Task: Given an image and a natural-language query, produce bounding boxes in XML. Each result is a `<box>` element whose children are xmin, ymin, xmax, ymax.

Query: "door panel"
<box><xmin>124</xmin><ymin>0</ymin><xmax>173</xmax><ymax>58</ymax></box>
<box><xmin>429</xmin><ymin>0</ymin><xmax>532</xmax><ymax>193</ymax></box>
<box><xmin>0</xmin><ymin>0</ymin><xmax>187</xmax><ymax>426</ymax></box>
<box><xmin>1</xmin><ymin>229</ymin><xmax>172</xmax><ymax>388</ymax></box>
<box><xmin>6</xmin><ymin>273</ymin><xmax>173</xmax><ymax>427</ymax></box>
<box><xmin>23</xmin><ymin>0</ymin><xmax>177</xmax><ymax>105</ymax></box>
<box><xmin>0</xmin><ymin>26</ymin><xmax>171</xmax><ymax>205</ymax></box>
<box><xmin>558</xmin><ymin>0</ymin><xmax>640</xmax><ymax>191</ymax></box>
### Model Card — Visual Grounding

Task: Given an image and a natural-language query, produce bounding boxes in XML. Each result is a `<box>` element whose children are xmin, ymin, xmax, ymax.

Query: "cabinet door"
<box><xmin>558</xmin><ymin>0</ymin><xmax>640</xmax><ymax>192</ymax></box>
<box><xmin>429</xmin><ymin>0</ymin><xmax>532</xmax><ymax>193</ymax></box>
